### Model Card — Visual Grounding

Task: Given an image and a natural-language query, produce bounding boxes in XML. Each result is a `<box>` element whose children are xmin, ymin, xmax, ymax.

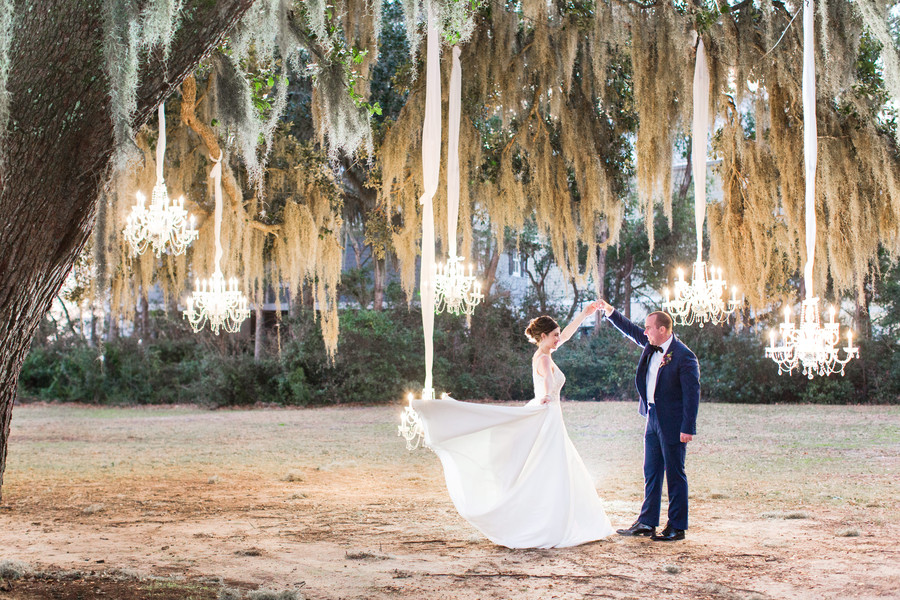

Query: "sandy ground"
<box><xmin>0</xmin><ymin>402</ymin><xmax>898</xmax><ymax>600</ymax></box>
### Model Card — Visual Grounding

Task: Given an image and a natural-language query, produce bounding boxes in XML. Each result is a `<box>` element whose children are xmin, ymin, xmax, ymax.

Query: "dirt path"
<box><xmin>1</xmin><ymin>403</ymin><xmax>897</xmax><ymax>599</ymax></box>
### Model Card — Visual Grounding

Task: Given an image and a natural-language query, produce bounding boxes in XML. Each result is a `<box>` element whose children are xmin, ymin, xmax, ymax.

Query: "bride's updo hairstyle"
<box><xmin>525</xmin><ymin>316</ymin><xmax>559</xmax><ymax>345</ymax></box>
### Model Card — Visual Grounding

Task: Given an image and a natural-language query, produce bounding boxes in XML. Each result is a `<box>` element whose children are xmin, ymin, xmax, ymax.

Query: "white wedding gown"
<box><xmin>412</xmin><ymin>357</ymin><xmax>614</xmax><ymax>548</ymax></box>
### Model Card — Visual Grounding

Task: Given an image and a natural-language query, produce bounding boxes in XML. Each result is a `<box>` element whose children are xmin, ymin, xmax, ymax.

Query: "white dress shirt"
<box><xmin>646</xmin><ymin>334</ymin><xmax>674</xmax><ymax>405</ymax></box>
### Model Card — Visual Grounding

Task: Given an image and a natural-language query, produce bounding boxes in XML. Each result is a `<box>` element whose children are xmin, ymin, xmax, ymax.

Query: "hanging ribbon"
<box><xmin>419</xmin><ymin>1</ymin><xmax>441</xmax><ymax>398</ymax></box>
<box><xmin>802</xmin><ymin>0</ymin><xmax>817</xmax><ymax>298</ymax></box>
<box><xmin>156</xmin><ymin>104</ymin><xmax>166</xmax><ymax>184</ymax></box>
<box><xmin>692</xmin><ymin>37</ymin><xmax>709</xmax><ymax>262</ymax></box>
<box><xmin>447</xmin><ymin>45</ymin><xmax>462</xmax><ymax>259</ymax></box>
<box><xmin>210</xmin><ymin>153</ymin><xmax>224</xmax><ymax>275</ymax></box>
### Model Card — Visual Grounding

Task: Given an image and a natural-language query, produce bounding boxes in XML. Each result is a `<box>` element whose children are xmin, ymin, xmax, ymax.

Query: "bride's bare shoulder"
<box><xmin>533</xmin><ymin>352</ymin><xmax>552</xmax><ymax>376</ymax></box>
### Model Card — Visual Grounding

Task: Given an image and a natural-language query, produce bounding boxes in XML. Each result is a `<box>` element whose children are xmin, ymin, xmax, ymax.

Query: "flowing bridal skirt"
<box><xmin>412</xmin><ymin>397</ymin><xmax>614</xmax><ymax>548</ymax></box>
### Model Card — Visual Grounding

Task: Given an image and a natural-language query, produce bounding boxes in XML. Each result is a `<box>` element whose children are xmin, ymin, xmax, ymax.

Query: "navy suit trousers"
<box><xmin>639</xmin><ymin>405</ymin><xmax>689</xmax><ymax>530</ymax></box>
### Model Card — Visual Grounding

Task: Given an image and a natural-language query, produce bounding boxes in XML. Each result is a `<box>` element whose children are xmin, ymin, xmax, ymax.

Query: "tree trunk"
<box><xmin>0</xmin><ymin>0</ymin><xmax>257</xmax><ymax>500</ymax></box>
<box><xmin>140</xmin><ymin>291</ymin><xmax>150</xmax><ymax>342</ymax></box>
<box><xmin>593</xmin><ymin>222</ymin><xmax>609</xmax><ymax>335</ymax></box>
<box><xmin>107</xmin><ymin>312</ymin><xmax>119</xmax><ymax>343</ymax></box>
<box><xmin>482</xmin><ymin>244</ymin><xmax>502</xmax><ymax>301</ymax></box>
<box><xmin>856</xmin><ymin>279</ymin><xmax>873</xmax><ymax>401</ymax></box>
<box><xmin>254</xmin><ymin>304</ymin><xmax>265</xmax><ymax>362</ymax></box>
<box><xmin>373</xmin><ymin>257</ymin><xmax>385</xmax><ymax>311</ymax></box>
<box><xmin>565</xmin><ymin>277</ymin><xmax>580</xmax><ymax>322</ymax></box>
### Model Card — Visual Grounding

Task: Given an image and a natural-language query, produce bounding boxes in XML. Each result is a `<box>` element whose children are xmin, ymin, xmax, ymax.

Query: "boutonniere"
<box><xmin>660</xmin><ymin>352</ymin><xmax>673</xmax><ymax>368</ymax></box>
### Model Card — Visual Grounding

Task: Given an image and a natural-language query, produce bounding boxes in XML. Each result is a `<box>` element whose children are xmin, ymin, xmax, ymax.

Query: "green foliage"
<box><xmin>19</xmin><ymin>301</ymin><xmax>900</xmax><ymax>407</ymax></box>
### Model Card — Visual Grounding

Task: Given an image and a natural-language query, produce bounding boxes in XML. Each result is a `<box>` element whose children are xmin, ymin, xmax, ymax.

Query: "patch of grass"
<box><xmin>81</xmin><ymin>503</ymin><xmax>104</xmax><ymax>515</ymax></box>
<box><xmin>235</xmin><ymin>548</ymin><xmax>263</xmax><ymax>557</ymax></box>
<box><xmin>0</xmin><ymin>560</ymin><xmax>29</xmax><ymax>580</ymax></box>
<box><xmin>836</xmin><ymin>528</ymin><xmax>861</xmax><ymax>537</ymax></box>
<box><xmin>697</xmin><ymin>582</ymin><xmax>767</xmax><ymax>600</ymax></box>
<box><xmin>761</xmin><ymin>510</ymin><xmax>810</xmax><ymax>520</ymax></box>
<box><xmin>247</xmin><ymin>589</ymin><xmax>304</xmax><ymax>600</ymax></box>
<box><xmin>345</xmin><ymin>551</ymin><xmax>389</xmax><ymax>560</ymax></box>
<box><xmin>281</xmin><ymin>472</ymin><xmax>304</xmax><ymax>482</ymax></box>
<box><xmin>663</xmin><ymin>564</ymin><xmax>681</xmax><ymax>574</ymax></box>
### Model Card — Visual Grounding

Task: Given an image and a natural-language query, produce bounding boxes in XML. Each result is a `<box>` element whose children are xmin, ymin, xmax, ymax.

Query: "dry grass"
<box><xmin>0</xmin><ymin>402</ymin><xmax>897</xmax><ymax>600</ymax></box>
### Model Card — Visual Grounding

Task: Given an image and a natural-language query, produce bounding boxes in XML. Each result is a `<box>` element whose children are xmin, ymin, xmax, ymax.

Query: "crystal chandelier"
<box><xmin>398</xmin><ymin>390</ymin><xmax>431</xmax><ymax>450</ymax></box>
<box><xmin>183</xmin><ymin>271</ymin><xmax>250</xmax><ymax>335</ymax></box>
<box><xmin>664</xmin><ymin>263</ymin><xmax>739</xmax><ymax>327</ymax></box>
<box><xmin>765</xmin><ymin>0</ymin><xmax>859</xmax><ymax>378</ymax></box>
<box><xmin>433</xmin><ymin>45</ymin><xmax>483</xmax><ymax>316</ymax></box>
<box><xmin>434</xmin><ymin>256</ymin><xmax>484</xmax><ymax>315</ymax></box>
<box><xmin>123</xmin><ymin>104</ymin><xmax>198</xmax><ymax>257</ymax></box>
<box><xmin>662</xmin><ymin>36</ymin><xmax>739</xmax><ymax>328</ymax></box>
<box><xmin>766</xmin><ymin>299</ymin><xmax>858</xmax><ymax>379</ymax></box>
<box><xmin>183</xmin><ymin>154</ymin><xmax>250</xmax><ymax>335</ymax></box>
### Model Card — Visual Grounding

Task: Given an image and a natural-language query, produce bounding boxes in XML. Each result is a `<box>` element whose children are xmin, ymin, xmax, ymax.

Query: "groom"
<box><xmin>598</xmin><ymin>300</ymin><xmax>700</xmax><ymax>542</ymax></box>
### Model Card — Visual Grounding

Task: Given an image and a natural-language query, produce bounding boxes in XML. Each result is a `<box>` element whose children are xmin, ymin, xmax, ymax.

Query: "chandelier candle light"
<box><xmin>765</xmin><ymin>0</ymin><xmax>858</xmax><ymax>378</ymax></box>
<box><xmin>663</xmin><ymin>36</ymin><xmax>739</xmax><ymax>327</ymax></box>
<box><xmin>399</xmin><ymin>2</ymin><xmax>441</xmax><ymax>450</ymax></box>
<box><xmin>182</xmin><ymin>154</ymin><xmax>251</xmax><ymax>335</ymax></box>
<box><xmin>123</xmin><ymin>104</ymin><xmax>198</xmax><ymax>257</ymax></box>
<box><xmin>433</xmin><ymin>45</ymin><xmax>484</xmax><ymax>316</ymax></box>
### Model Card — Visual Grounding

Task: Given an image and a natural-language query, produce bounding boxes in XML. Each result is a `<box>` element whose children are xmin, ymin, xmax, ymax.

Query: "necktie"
<box><xmin>648</xmin><ymin>344</ymin><xmax>663</xmax><ymax>354</ymax></box>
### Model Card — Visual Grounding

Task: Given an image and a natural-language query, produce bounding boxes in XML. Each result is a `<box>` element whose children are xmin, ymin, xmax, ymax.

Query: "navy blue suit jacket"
<box><xmin>606</xmin><ymin>310</ymin><xmax>701</xmax><ymax>444</ymax></box>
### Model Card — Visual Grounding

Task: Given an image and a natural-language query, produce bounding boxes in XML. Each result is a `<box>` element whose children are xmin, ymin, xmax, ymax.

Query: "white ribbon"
<box><xmin>210</xmin><ymin>153</ymin><xmax>224</xmax><ymax>274</ymax></box>
<box><xmin>447</xmin><ymin>45</ymin><xmax>462</xmax><ymax>259</ymax></box>
<box><xmin>419</xmin><ymin>1</ymin><xmax>441</xmax><ymax>396</ymax></box>
<box><xmin>692</xmin><ymin>37</ymin><xmax>709</xmax><ymax>262</ymax></box>
<box><xmin>156</xmin><ymin>104</ymin><xmax>166</xmax><ymax>184</ymax></box>
<box><xmin>802</xmin><ymin>0</ymin><xmax>817</xmax><ymax>298</ymax></box>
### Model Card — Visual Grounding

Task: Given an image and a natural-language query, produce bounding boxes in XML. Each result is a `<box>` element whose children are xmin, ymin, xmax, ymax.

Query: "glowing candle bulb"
<box><xmin>731</xmin><ymin>286</ymin><xmax>737</xmax><ymax>303</ymax></box>
<box><xmin>784</xmin><ymin>306</ymin><xmax>791</xmax><ymax>324</ymax></box>
<box><xmin>664</xmin><ymin>287</ymin><xmax>670</xmax><ymax>302</ymax></box>
<box><xmin>769</xmin><ymin>330</ymin><xmax>775</xmax><ymax>348</ymax></box>
<box><xmin>829</xmin><ymin>305</ymin><xmax>836</xmax><ymax>324</ymax></box>
<box><xmin>847</xmin><ymin>330</ymin><xmax>853</xmax><ymax>348</ymax></box>
<box><xmin>677</xmin><ymin>268</ymin><xmax>684</xmax><ymax>282</ymax></box>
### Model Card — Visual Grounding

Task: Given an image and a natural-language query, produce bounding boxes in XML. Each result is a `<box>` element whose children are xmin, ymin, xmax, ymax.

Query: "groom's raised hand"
<box><xmin>598</xmin><ymin>299</ymin><xmax>615</xmax><ymax>317</ymax></box>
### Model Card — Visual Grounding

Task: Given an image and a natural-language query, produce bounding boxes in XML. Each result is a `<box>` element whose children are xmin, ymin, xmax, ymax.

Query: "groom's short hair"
<box><xmin>648</xmin><ymin>311</ymin><xmax>673</xmax><ymax>332</ymax></box>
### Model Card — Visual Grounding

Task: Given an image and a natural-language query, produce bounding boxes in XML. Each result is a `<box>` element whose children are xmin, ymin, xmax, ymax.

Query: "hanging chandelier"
<box><xmin>183</xmin><ymin>271</ymin><xmax>250</xmax><ymax>335</ymax></box>
<box><xmin>123</xmin><ymin>104</ymin><xmax>198</xmax><ymax>257</ymax></box>
<box><xmin>398</xmin><ymin>391</ymin><xmax>428</xmax><ymax>450</ymax></box>
<box><xmin>766</xmin><ymin>299</ymin><xmax>857</xmax><ymax>378</ymax></box>
<box><xmin>662</xmin><ymin>36</ymin><xmax>740</xmax><ymax>328</ymax></box>
<box><xmin>434</xmin><ymin>256</ymin><xmax>483</xmax><ymax>315</ymax></box>
<box><xmin>183</xmin><ymin>154</ymin><xmax>250</xmax><ymax>335</ymax></box>
<box><xmin>765</xmin><ymin>0</ymin><xmax>858</xmax><ymax>377</ymax></box>
<box><xmin>664</xmin><ymin>263</ymin><xmax>739</xmax><ymax>327</ymax></box>
<box><xmin>433</xmin><ymin>46</ymin><xmax>483</xmax><ymax>317</ymax></box>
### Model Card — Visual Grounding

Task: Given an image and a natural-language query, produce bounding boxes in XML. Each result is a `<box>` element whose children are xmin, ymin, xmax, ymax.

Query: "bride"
<box><xmin>412</xmin><ymin>302</ymin><xmax>614</xmax><ymax>548</ymax></box>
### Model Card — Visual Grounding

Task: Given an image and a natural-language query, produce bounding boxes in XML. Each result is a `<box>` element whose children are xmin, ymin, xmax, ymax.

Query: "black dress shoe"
<box><xmin>650</xmin><ymin>523</ymin><xmax>685</xmax><ymax>541</ymax></box>
<box><xmin>616</xmin><ymin>520</ymin><xmax>656</xmax><ymax>536</ymax></box>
